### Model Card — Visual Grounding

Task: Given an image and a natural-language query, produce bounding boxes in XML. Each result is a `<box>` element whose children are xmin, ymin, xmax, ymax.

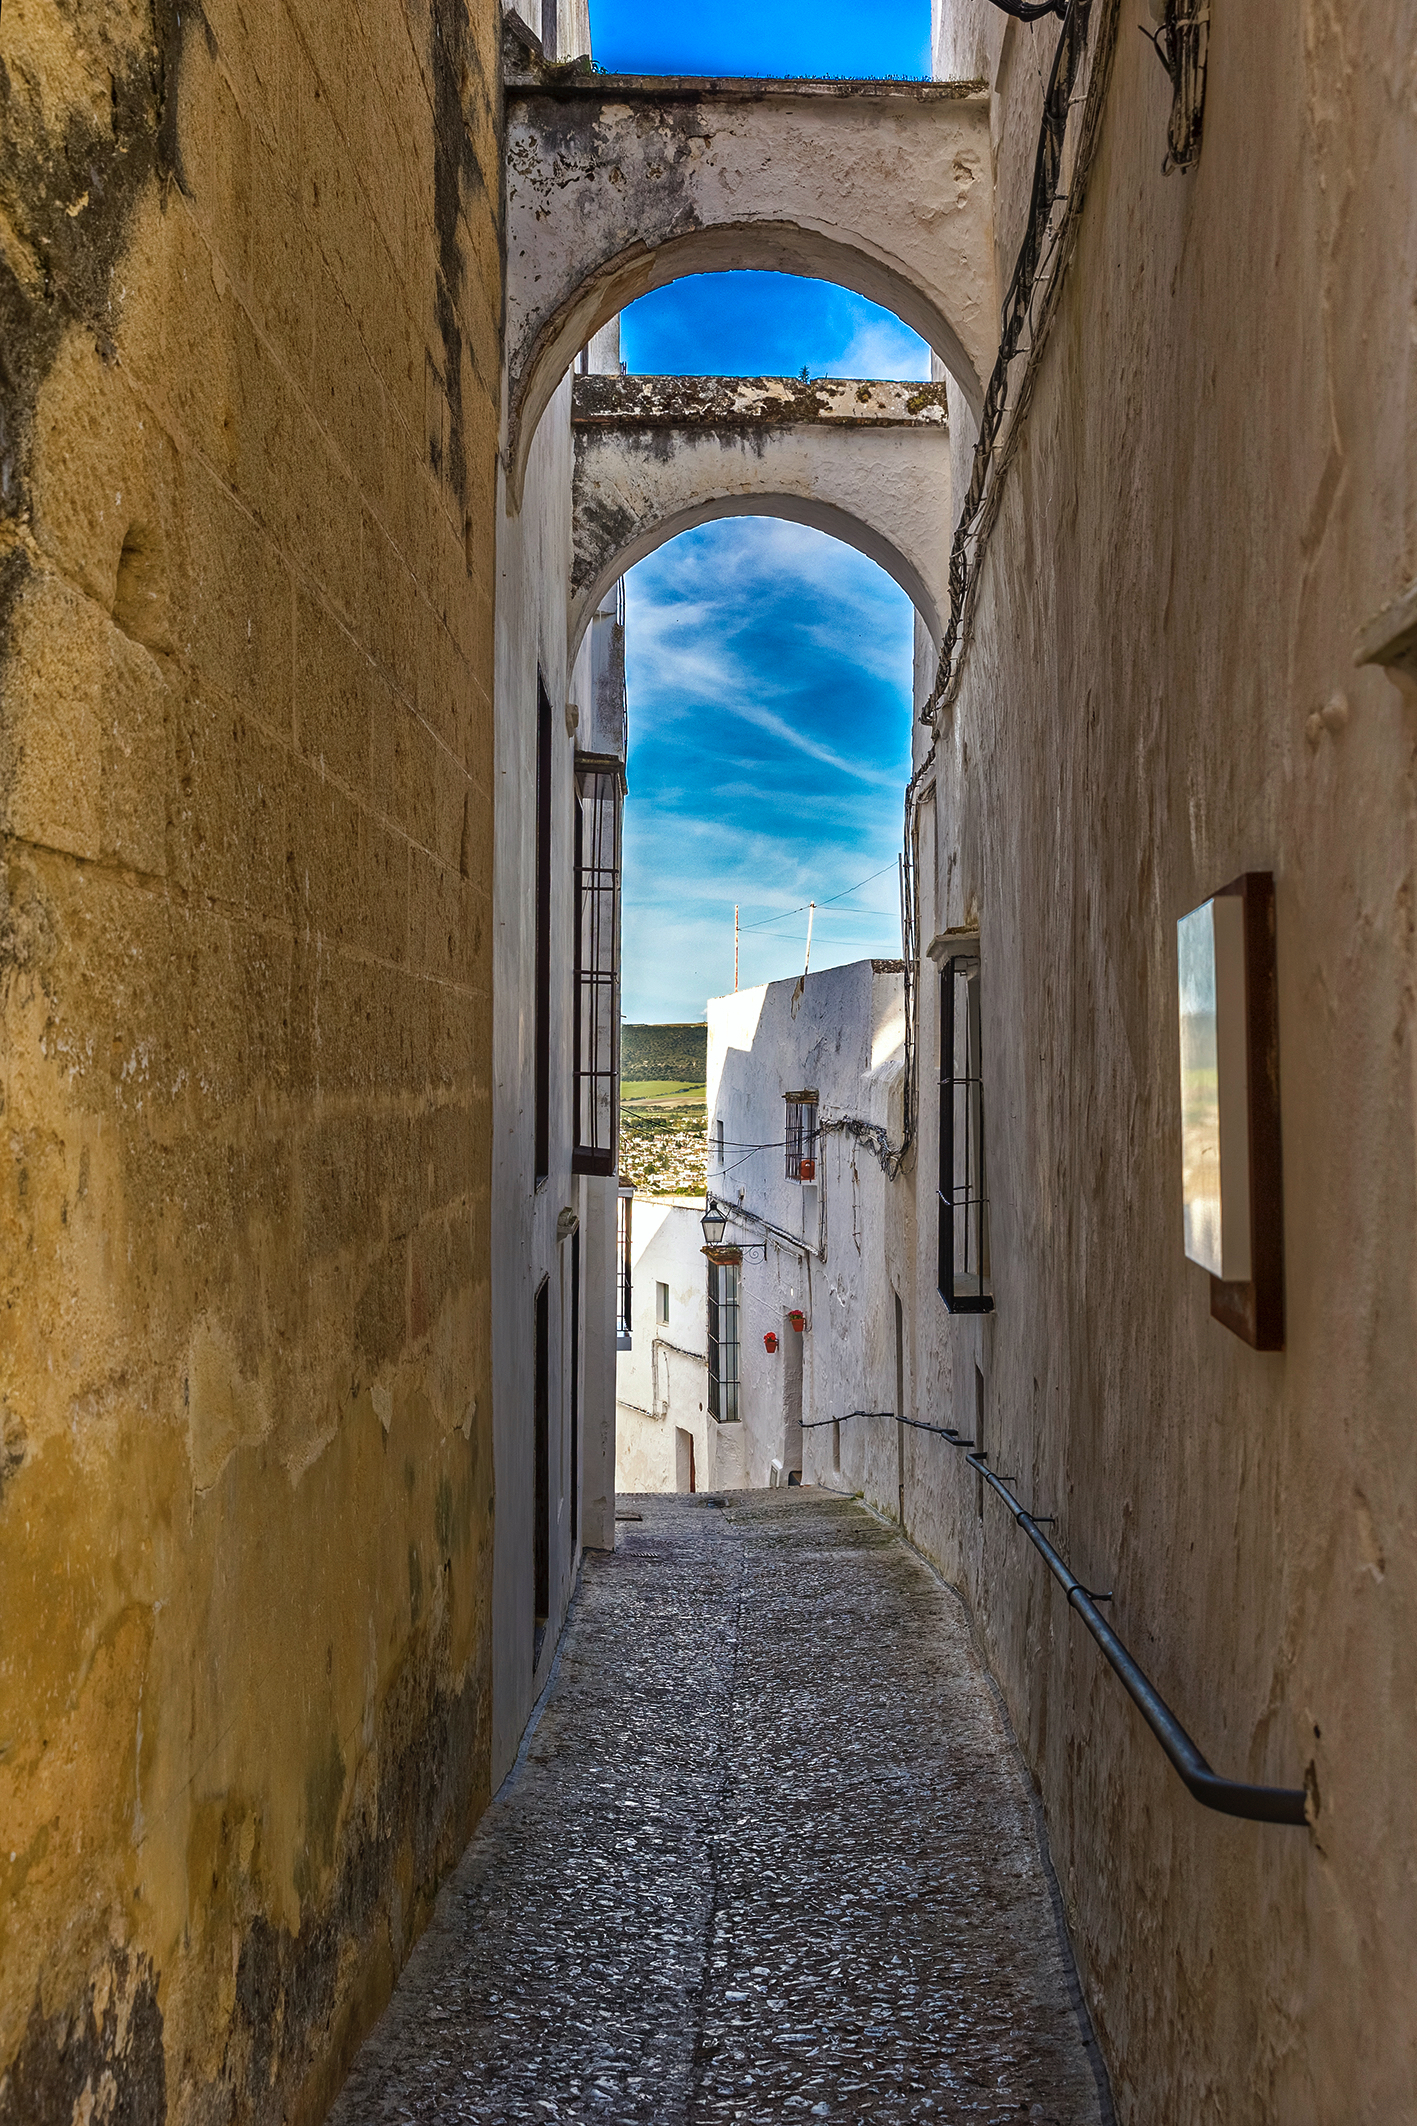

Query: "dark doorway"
<box><xmin>782</xmin><ymin>1309</ymin><xmax>803</xmax><ymax>1478</ymax></box>
<box><xmin>570</xmin><ymin>1227</ymin><xmax>581</xmax><ymax>1546</ymax></box>
<box><xmin>895</xmin><ymin>1290</ymin><xmax>906</xmax><ymax>1529</ymax></box>
<box><xmin>534</xmin><ymin>680</ymin><xmax>553</xmax><ymax>1184</ymax></box>
<box><xmin>534</xmin><ymin>1277</ymin><xmax>550</xmax><ymax>1666</ymax></box>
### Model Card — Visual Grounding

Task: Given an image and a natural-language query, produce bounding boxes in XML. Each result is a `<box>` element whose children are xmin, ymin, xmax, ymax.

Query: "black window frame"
<box><xmin>707</xmin><ymin>1259</ymin><xmax>741</xmax><ymax>1423</ymax></box>
<box><xmin>615</xmin><ymin>1184</ymin><xmax>633</xmax><ymax>1348</ymax></box>
<box><xmin>571</xmin><ymin>753</ymin><xmax>625</xmax><ymax>1177</ymax></box>
<box><xmin>938</xmin><ymin>950</ymin><xmax>994</xmax><ymax>1313</ymax></box>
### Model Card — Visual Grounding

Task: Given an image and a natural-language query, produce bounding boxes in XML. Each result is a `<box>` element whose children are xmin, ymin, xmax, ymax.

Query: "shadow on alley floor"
<box><xmin>328</xmin><ymin>1490</ymin><xmax>1112</xmax><ymax>2125</ymax></box>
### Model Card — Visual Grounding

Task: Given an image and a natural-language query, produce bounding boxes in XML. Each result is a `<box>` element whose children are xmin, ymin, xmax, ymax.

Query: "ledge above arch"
<box><xmin>569</xmin><ymin>374</ymin><xmax>954</xmax><ymax>659</ymax></box>
<box><xmin>505</xmin><ymin>68</ymin><xmax>993</xmax><ymax>511</ymax></box>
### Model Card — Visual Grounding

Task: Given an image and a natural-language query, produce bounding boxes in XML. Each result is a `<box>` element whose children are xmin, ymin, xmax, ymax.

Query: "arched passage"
<box><xmin>505</xmin><ymin>71</ymin><xmax>993</xmax><ymax>509</ymax></box>
<box><xmin>569</xmin><ymin>375</ymin><xmax>953</xmax><ymax>660</ymax></box>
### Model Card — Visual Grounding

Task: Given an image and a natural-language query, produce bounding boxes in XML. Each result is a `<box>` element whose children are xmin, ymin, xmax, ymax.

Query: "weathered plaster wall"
<box><xmin>488</xmin><ymin>364</ymin><xmax>582</xmax><ymax>1789</ymax></box>
<box><xmin>502</xmin><ymin>73</ymin><xmax>994</xmax><ymax>504</ymax></box>
<box><xmin>0</xmin><ymin>1</ymin><xmax>502</xmax><ymax>2120</ymax></box>
<box><xmin>489</xmin><ymin>0</ymin><xmax>621</xmax><ymax>1794</ymax></box>
<box><xmin>903</xmin><ymin>0</ymin><xmax>1417</xmax><ymax>2118</ymax></box>
<box><xmin>569</xmin><ymin>375</ymin><xmax>953</xmax><ymax>653</ymax></box>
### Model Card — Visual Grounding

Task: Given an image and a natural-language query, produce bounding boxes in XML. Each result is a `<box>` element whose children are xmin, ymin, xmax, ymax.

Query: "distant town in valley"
<box><xmin>619</xmin><ymin>1022</ymin><xmax>708</xmax><ymax>1196</ymax></box>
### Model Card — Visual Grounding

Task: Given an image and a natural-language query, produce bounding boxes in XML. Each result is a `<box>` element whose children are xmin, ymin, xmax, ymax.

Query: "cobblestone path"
<box><xmin>329</xmin><ymin>1491</ymin><xmax>1111</xmax><ymax>2126</ymax></box>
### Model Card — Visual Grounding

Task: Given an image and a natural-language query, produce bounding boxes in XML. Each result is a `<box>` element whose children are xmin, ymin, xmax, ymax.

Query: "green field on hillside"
<box><xmin>620</xmin><ymin>1023</ymin><xmax>706</xmax><ymax>1084</ymax></box>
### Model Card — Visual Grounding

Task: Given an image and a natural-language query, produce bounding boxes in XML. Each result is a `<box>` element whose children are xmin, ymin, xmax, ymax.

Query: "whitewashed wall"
<box><xmin>708</xmin><ymin>962</ymin><xmax>906</xmax><ymax>1491</ymax></box>
<box><xmin>892</xmin><ymin>1</ymin><xmax>1417</xmax><ymax>2119</ymax></box>
<box><xmin>489</xmin><ymin>7</ymin><xmax>621</xmax><ymax>1784</ymax></box>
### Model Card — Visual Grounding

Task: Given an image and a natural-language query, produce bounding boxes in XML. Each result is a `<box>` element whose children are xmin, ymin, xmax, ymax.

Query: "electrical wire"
<box><xmin>737</xmin><ymin>859</ymin><xmax>902</xmax><ymax>934</ymax></box>
<box><xmin>925</xmin><ymin>0</ymin><xmax>1123</xmax><ymax>724</ymax></box>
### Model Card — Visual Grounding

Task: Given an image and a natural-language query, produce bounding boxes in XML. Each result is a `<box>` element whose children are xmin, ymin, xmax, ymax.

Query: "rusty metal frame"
<box><xmin>1141</xmin><ymin>0</ymin><xmax>1210</xmax><ymax>174</ymax></box>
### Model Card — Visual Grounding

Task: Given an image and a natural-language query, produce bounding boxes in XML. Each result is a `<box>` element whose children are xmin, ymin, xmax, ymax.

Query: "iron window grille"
<box><xmin>534</xmin><ymin>681</ymin><xmax>552</xmax><ymax>1183</ymax></box>
<box><xmin>784</xmin><ymin>1091</ymin><xmax>819</xmax><ymax>1182</ymax></box>
<box><xmin>615</xmin><ymin>1184</ymin><xmax>633</xmax><ymax>1348</ymax></box>
<box><xmin>707</xmin><ymin>1259</ymin><xmax>741</xmax><ymax>1424</ymax></box>
<box><xmin>572</xmin><ymin>754</ymin><xmax>625</xmax><ymax>1176</ymax></box>
<box><xmin>939</xmin><ymin>952</ymin><xmax>994</xmax><ymax>1313</ymax></box>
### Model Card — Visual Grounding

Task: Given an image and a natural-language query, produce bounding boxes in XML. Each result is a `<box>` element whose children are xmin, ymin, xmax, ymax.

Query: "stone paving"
<box><xmin>328</xmin><ymin>1491</ymin><xmax>1112</xmax><ymax>2126</ymax></box>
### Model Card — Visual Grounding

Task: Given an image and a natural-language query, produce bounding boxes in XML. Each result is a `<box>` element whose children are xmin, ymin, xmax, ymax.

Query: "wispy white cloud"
<box><xmin>822</xmin><ymin>313</ymin><xmax>933</xmax><ymax>383</ymax></box>
<box><xmin>620</xmin><ymin>516</ymin><xmax>914</xmax><ymax>1020</ymax></box>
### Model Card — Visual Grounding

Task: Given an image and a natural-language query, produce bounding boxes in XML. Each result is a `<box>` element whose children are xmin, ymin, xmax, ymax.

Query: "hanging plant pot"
<box><xmin>763</xmin><ymin>1331</ymin><xmax>779</xmax><ymax>1353</ymax></box>
<box><xmin>799</xmin><ymin>1158</ymin><xmax>816</xmax><ymax>1182</ymax></box>
<box><xmin>788</xmin><ymin>1309</ymin><xmax>805</xmax><ymax>1333</ymax></box>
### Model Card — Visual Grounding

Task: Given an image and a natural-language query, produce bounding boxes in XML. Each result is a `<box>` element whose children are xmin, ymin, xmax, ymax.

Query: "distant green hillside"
<box><xmin>621</xmin><ymin>1022</ymin><xmax>706</xmax><ymax>1084</ymax></box>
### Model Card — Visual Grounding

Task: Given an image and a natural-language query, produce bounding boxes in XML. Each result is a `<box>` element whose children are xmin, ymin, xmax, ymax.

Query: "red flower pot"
<box><xmin>763</xmin><ymin>1332</ymin><xmax>779</xmax><ymax>1353</ymax></box>
<box><xmin>788</xmin><ymin>1309</ymin><xmax>805</xmax><ymax>1333</ymax></box>
<box><xmin>799</xmin><ymin>1158</ymin><xmax>816</xmax><ymax>1182</ymax></box>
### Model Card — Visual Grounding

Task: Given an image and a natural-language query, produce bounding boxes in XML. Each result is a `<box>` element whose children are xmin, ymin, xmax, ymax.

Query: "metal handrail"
<box><xmin>808</xmin><ymin>1410</ymin><xmax>1310</xmax><ymax>1827</ymax></box>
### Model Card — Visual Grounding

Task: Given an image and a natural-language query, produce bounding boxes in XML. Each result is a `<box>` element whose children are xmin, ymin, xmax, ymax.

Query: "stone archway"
<box><xmin>505</xmin><ymin>64</ymin><xmax>993</xmax><ymax>509</ymax></box>
<box><xmin>569</xmin><ymin>375</ymin><xmax>954</xmax><ymax>659</ymax></box>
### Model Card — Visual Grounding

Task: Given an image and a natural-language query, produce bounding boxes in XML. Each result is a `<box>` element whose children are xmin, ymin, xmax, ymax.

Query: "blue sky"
<box><xmin>589</xmin><ymin>0</ymin><xmax>934</xmax><ymax>1022</ymax></box>
<box><xmin>588</xmin><ymin>0</ymin><xmax>931</xmax><ymax>79</ymax></box>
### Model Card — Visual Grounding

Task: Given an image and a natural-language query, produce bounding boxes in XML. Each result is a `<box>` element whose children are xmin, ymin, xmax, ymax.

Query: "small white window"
<box><xmin>656</xmin><ymin>1280</ymin><xmax>669</xmax><ymax>1325</ymax></box>
<box><xmin>715</xmin><ymin>1118</ymin><xmax>725</xmax><ymax>1165</ymax></box>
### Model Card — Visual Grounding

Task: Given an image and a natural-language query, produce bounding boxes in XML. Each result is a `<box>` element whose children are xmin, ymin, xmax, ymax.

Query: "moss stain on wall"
<box><xmin>0</xmin><ymin>0</ymin><xmax>504</xmax><ymax>2117</ymax></box>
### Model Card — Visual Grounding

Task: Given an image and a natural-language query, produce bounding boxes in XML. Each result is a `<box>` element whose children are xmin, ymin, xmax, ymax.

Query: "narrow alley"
<box><xmin>328</xmin><ymin>1493</ymin><xmax>1110</xmax><ymax>2125</ymax></box>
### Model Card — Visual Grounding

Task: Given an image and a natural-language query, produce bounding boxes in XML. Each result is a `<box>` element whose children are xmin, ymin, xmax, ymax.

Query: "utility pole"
<box><xmin>734</xmin><ymin>904</ymin><xmax>739</xmax><ymax>993</ymax></box>
<box><xmin>804</xmin><ymin>901</ymin><xmax>815</xmax><ymax>977</ymax></box>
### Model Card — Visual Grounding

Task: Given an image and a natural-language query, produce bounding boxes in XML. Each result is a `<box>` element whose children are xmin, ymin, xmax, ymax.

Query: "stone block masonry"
<box><xmin>0</xmin><ymin>2</ymin><xmax>504</xmax><ymax>2122</ymax></box>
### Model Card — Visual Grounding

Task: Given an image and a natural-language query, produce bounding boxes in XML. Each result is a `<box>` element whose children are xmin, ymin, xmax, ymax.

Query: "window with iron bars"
<box><xmin>939</xmin><ymin>951</ymin><xmax>993</xmax><ymax>1312</ymax></box>
<box><xmin>615</xmin><ymin>1184</ymin><xmax>633</xmax><ymax>1348</ymax></box>
<box><xmin>572</xmin><ymin>756</ymin><xmax>624</xmax><ymax>1176</ymax></box>
<box><xmin>784</xmin><ymin>1091</ymin><xmax>819</xmax><ymax>1182</ymax></box>
<box><xmin>707</xmin><ymin>1259</ymin><xmax>741</xmax><ymax>1423</ymax></box>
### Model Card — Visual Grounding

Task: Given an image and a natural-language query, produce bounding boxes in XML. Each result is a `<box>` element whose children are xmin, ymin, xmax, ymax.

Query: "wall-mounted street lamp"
<box><xmin>701</xmin><ymin>1198</ymin><xmax>767</xmax><ymax>1262</ymax></box>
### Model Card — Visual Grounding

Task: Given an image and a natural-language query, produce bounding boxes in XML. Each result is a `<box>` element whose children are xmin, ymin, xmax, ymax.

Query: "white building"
<box><xmin>613</xmin><ymin>1196</ymin><xmax>747</xmax><ymax>1494</ymax></box>
<box><xmin>700</xmin><ymin>960</ymin><xmax>908</xmax><ymax>1492</ymax></box>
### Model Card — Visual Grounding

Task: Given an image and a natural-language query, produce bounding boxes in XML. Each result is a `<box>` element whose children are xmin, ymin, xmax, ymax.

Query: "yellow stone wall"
<box><xmin>0</xmin><ymin>2</ymin><xmax>502</xmax><ymax>2120</ymax></box>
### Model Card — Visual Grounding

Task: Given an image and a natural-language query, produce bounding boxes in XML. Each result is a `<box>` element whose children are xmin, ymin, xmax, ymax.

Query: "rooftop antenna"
<box><xmin>790</xmin><ymin>901</ymin><xmax>815</xmax><ymax>1021</ymax></box>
